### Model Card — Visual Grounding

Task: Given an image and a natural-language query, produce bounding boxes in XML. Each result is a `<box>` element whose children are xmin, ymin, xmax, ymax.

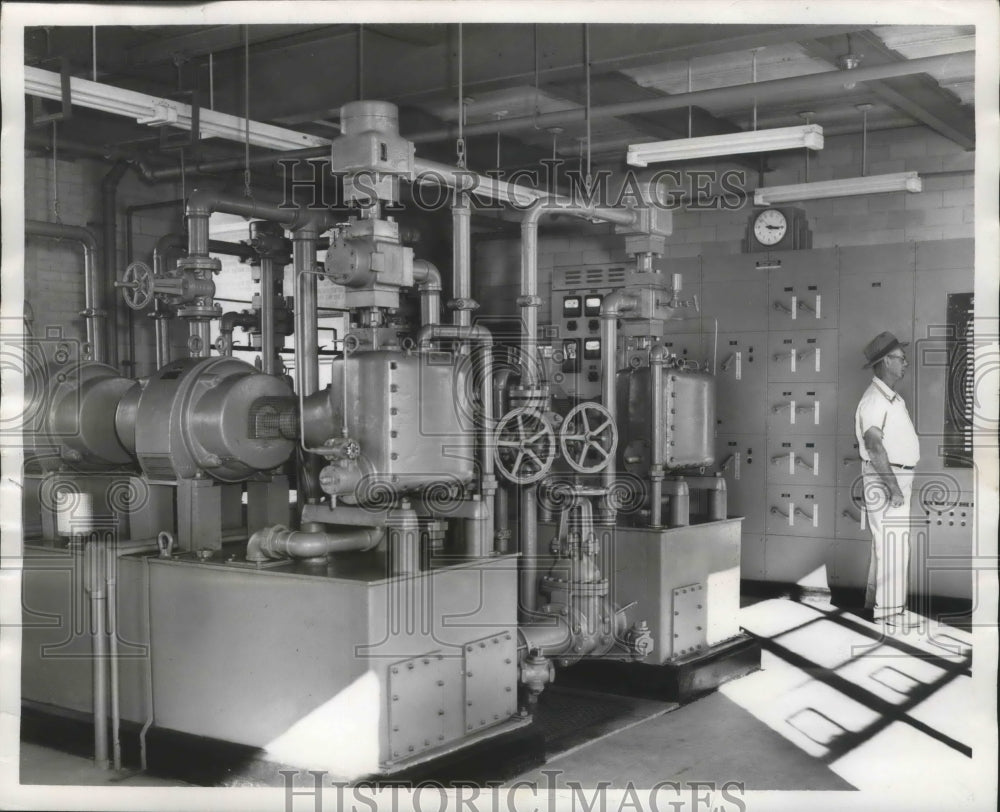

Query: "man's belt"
<box><xmin>860</xmin><ymin>460</ymin><xmax>915</xmax><ymax>470</ymax></box>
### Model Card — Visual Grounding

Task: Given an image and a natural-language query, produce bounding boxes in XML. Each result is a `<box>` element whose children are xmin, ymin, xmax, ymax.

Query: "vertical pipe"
<box><xmin>650</xmin><ymin>345</ymin><xmax>665</xmax><ymax>528</ymax></box>
<box><xmin>187</xmin><ymin>213</ymin><xmax>210</xmax><ymax>257</ymax></box>
<box><xmin>152</xmin><ymin>233</ymin><xmax>185</xmax><ymax>369</ymax></box>
<box><xmin>101</xmin><ymin>162</ymin><xmax>129</xmax><ymax>370</ymax></box>
<box><xmin>292</xmin><ymin>229</ymin><xmax>320</xmax><ymax>396</ymax></box>
<box><xmin>260</xmin><ymin>256</ymin><xmax>276</xmax><ymax>375</ymax></box>
<box><xmin>600</xmin><ymin>314</ymin><xmax>618</xmax><ymax>496</ymax></box>
<box><xmin>519</xmin><ymin>486</ymin><xmax>539</xmax><ymax>617</ymax></box>
<box><xmin>452</xmin><ymin>194</ymin><xmax>471</xmax><ymax>326</ymax></box>
<box><xmin>189</xmin><ymin>321</ymin><xmax>211</xmax><ymax>358</ymax></box>
<box><xmin>520</xmin><ymin>215</ymin><xmax>540</xmax><ymax>382</ymax></box>
<box><xmin>25</xmin><ymin>221</ymin><xmax>104</xmax><ymax>363</ymax></box>
<box><xmin>84</xmin><ymin>542</ymin><xmax>109</xmax><ymax>768</ymax></box>
<box><xmin>105</xmin><ymin>549</ymin><xmax>121</xmax><ymax>770</ymax></box>
<box><xmin>154</xmin><ymin>310</ymin><xmax>171</xmax><ymax>368</ymax></box>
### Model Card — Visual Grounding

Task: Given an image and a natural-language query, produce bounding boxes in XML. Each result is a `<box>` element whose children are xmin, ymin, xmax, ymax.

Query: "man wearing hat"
<box><xmin>855</xmin><ymin>331</ymin><xmax>921</xmax><ymax>630</ymax></box>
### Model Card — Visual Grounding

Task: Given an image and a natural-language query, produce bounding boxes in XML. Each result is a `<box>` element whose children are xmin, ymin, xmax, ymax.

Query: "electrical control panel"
<box><xmin>715</xmin><ymin>434</ymin><xmax>766</xmax><ymax>534</ymax></box>
<box><xmin>765</xmin><ymin>484</ymin><xmax>836</xmax><ymax>538</ymax></box>
<box><xmin>549</xmin><ymin>264</ymin><xmax>629</xmax><ymax>399</ymax></box>
<box><xmin>713</xmin><ymin>331</ymin><xmax>767</xmax><ymax>434</ymax></box>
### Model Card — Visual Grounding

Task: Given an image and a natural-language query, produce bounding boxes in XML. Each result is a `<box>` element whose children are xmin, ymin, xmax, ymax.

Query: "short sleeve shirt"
<box><xmin>855</xmin><ymin>377</ymin><xmax>920</xmax><ymax>466</ymax></box>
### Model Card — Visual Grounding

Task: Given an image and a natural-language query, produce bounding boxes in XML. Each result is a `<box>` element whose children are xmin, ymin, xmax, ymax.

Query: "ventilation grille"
<box><xmin>553</xmin><ymin>265</ymin><xmax>630</xmax><ymax>291</ymax></box>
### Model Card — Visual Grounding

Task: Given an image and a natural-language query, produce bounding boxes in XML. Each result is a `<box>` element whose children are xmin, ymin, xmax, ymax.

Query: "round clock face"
<box><xmin>753</xmin><ymin>208</ymin><xmax>788</xmax><ymax>246</ymax></box>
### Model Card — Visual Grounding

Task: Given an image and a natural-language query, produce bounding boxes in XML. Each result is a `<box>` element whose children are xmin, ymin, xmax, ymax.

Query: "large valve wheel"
<box><xmin>559</xmin><ymin>402</ymin><xmax>618</xmax><ymax>474</ymax></box>
<box><xmin>116</xmin><ymin>261</ymin><xmax>155</xmax><ymax>310</ymax></box>
<box><xmin>494</xmin><ymin>407</ymin><xmax>557</xmax><ymax>484</ymax></box>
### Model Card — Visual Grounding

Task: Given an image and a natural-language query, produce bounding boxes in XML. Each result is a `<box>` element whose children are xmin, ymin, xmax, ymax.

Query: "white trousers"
<box><xmin>862</xmin><ymin>463</ymin><xmax>914</xmax><ymax>620</ymax></box>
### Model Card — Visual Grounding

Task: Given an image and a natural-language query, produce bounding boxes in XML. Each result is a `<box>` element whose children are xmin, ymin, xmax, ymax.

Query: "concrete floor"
<box><xmin>13</xmin><ymin>597</ymin><xmax>978</xmax><ymax>798</ymax></box>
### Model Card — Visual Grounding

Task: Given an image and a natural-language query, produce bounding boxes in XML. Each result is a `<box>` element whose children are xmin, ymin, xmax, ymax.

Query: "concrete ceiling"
<box><xmin>23</xmin><ymin>22</ymin><xmax>975</xmax><ymax>178</ymax></box>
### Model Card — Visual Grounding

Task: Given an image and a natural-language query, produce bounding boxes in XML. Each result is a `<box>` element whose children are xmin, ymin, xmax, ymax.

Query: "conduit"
<box><xmin>516</xmin><ymin>201</ymin><xmax>638</xmax><ymax>616</ymax></box>
<box><xmin>598</xmin><ymin>290</ymin><xmax>640</xmax><ymax>498</ymax></box>
<box><xmin>26</xmin><ymin>220</ymin><xmax>105</xmax><ymax>364</ymax></box>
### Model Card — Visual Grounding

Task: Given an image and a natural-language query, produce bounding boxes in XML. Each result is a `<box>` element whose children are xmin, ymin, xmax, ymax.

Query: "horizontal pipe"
<box><xmin>246</xmin><ymin>524</ymin><xmax>383</xmax><ymax>562</ymax></box>
<box><xmin>414</xmin><ymin>323</ymin><xmax>493</xmax><ymax>351</ymax></box>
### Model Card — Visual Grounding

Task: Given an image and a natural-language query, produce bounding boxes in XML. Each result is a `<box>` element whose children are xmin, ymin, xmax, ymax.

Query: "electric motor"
<box><xmin>121</xmin><ymin>356</ymin><xmax>296</xmax><ymax>483</ymax></box>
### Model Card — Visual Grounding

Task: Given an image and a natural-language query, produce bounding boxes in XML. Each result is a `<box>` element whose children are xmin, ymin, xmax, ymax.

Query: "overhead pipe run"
<box><xmin>26</xmin><ymin>220</ymin><xmax>105</xmax><ymax>364</ymax></box>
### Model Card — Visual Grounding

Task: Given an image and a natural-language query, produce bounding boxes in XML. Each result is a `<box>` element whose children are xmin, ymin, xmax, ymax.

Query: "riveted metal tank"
<box><xmin>617</xmin><ymin>366</ymin><xmax>716</xmax><ymax>472</ymax></box>
<box><xmin>121</xmin><ymin>356</ymin><xmax>295</xmax><ymax>483</ymax></box>
<box><xmin>302</xmin><ymin>349</ymin><xmax>475</xmax><ymax>500</ymax></box>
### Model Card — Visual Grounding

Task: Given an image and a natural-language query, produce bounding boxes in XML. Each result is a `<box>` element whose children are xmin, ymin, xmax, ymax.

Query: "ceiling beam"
<box><xmin>798</xmin><ymin>33</ymin><xmax>974</xmax><ymax>149</ymax></box>
<box><xmin>125</xmin><ymin>24</ymin><xmax>351</xmax><ymax>66</ymax></box>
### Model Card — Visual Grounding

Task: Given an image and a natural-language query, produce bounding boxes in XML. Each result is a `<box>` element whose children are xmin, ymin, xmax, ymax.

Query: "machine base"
<box><xmin>20</xmin><ymin>701</ymin><xmax>545</xmax><ymax>787</ymax></box>
<box><xmin>556</xmin><ymin>634</ymin><xmax>761</xmax><ymax>703</ymax></box>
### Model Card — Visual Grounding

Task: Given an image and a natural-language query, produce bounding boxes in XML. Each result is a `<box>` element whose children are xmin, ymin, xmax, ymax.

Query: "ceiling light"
<box><xmin>25</xmin><ymin>66</ymin><xmax>330</xmax><ymax>151</ymax></box>
<box><xmin>626</xmin><ymin>125</ymin><xmax>823</xmax><ymax>167</ymax></box>
<box><xmin>754</xmin><ymin>171</ymin><xmax>922</xmax><ymax>205</ymax></box>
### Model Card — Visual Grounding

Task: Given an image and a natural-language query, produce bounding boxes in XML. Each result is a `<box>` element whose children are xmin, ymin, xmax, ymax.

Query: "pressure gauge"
<box><xmin>752</xmin><ymin>208</ymin><xmax>788</xmax><ymax>247</ymax></box>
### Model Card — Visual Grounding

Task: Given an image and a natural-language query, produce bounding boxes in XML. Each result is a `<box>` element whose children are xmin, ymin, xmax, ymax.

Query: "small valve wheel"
<box><xmin>559</xmin><ymin>401</ymin><xmax>618</xmax><ymax>474</ymax></box>
<box><xmin>494</xmin><ymin>407</ymin><xmax>556</xmax><ymax>484</ymax></box>
<box><xmin>116</xmin><ymin>261</ymin><xmax>155</xmax><ymax>310</ymax></box>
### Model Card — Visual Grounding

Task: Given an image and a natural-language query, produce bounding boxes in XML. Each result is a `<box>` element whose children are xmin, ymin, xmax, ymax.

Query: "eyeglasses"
<box><xmin>885</xmin><ymin>352</ymin><xmax>907</xmax><ymax>363</ymax></box>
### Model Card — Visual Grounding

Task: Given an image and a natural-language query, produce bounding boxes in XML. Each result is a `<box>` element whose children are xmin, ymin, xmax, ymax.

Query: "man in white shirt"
<box><xmin>855</xmin><ymin>331</ymin><xmax>921</xmax><ymax>630</ymax></box>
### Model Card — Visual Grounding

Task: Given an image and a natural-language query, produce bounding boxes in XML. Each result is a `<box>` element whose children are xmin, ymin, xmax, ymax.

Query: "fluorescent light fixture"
<box><xmin>25</xmin><ymin>66</ymin><xmax>330</xmax><ymax>151</ymax></box>
<box><xmin>626</xmin><ymin>125</ymin><xmax>823</xmax><ymax>167</ymax></box>
<box><xmin>754</xmin><ymin>171</ymin><xmax>922</xmax><ymax>205</ymax></box>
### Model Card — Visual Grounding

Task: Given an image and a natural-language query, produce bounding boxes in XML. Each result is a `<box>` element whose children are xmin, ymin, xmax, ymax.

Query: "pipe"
<box><xmin>260</xmin><ymin>257</ymin><xmax>277</xmax><ymax>375</ymax></box>
<box><xmin>492</xmin><ymin>366</ymin><xmax>517</xmax><ymax>553</ymax></box>
<box><xmin>649</xmin><ymin>344</ymin><xmax>667</xmax><ymax>528</ymax></box>
<box><xmin>152</xmin><ymin>233</ymin><xmax>187</xmax><ymax>367</ymax></box>
<box><xmin>189</xmin><ymin>321</ymin><xmax>212</xmax><ymax>358</ymax></box>
<box><xmin>520</xmin><ymin>486</ymin><xmax>540</xmax><ymax>618</ymax></box>
<box><xmin>292</xmin><ymin>224</ymin><xmax>322</xmax><ymax>398</ymax></box>
<box><xmin>452</xmin><ymin>195</ymin><xmax>472</xmax><ymax>327</ymax></box>
<box><xmin>598</xmin><ymin>290</ymin><xmax>640</xmax><ymax>497</ymax></box>
<box><xmin>25</xmin><ymin>220</ymin><xmax>104</xmax><ymax>363</ymax></box>
<box><xmin>101</xmin><ymin>162</ymin><xmax>130</xmax><ymax>369</ymax></box>
<box><xmin>414</xmin><ymin>157</ymin><xmax>639</xmax><ymax>224</ymax></box>
<box><xmin>515</xmin><ymin>201</ymin><xmax>639</xmax><ymax>610</ymax></box>
<box><xmin>104</xmin><ymin>539</ymin><xmax>159</xmax><ymax>772</ymax></box>
<box><xmin>82</xmin><ymin>541</ymin><xmax>109</xmax><ymax>768</ymax></box>
<box><xmin>411</xmin><ymin>258</ymin><xmax>442</xmax><ymax>327</ymax></box>
<box><xmin>246</xmin><ymin>523</ymin><xmax>383</xmax><ymax>562</ymax></box>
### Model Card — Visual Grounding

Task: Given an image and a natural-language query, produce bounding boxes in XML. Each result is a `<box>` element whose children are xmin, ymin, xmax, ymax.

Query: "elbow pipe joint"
<box><xmin>412</xmin><ymin>259</ymin><xmax>443</xmax><ymax>292</ymax></box>
<box><xmin>246</xmin><ymin>524</ymin><xmax>384</xmax><ymax>562</ymax></box>
<box><xmin>600</xmin><ymin>290</ymin><xmax>640</xmax><ymax>320</ymax></box>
